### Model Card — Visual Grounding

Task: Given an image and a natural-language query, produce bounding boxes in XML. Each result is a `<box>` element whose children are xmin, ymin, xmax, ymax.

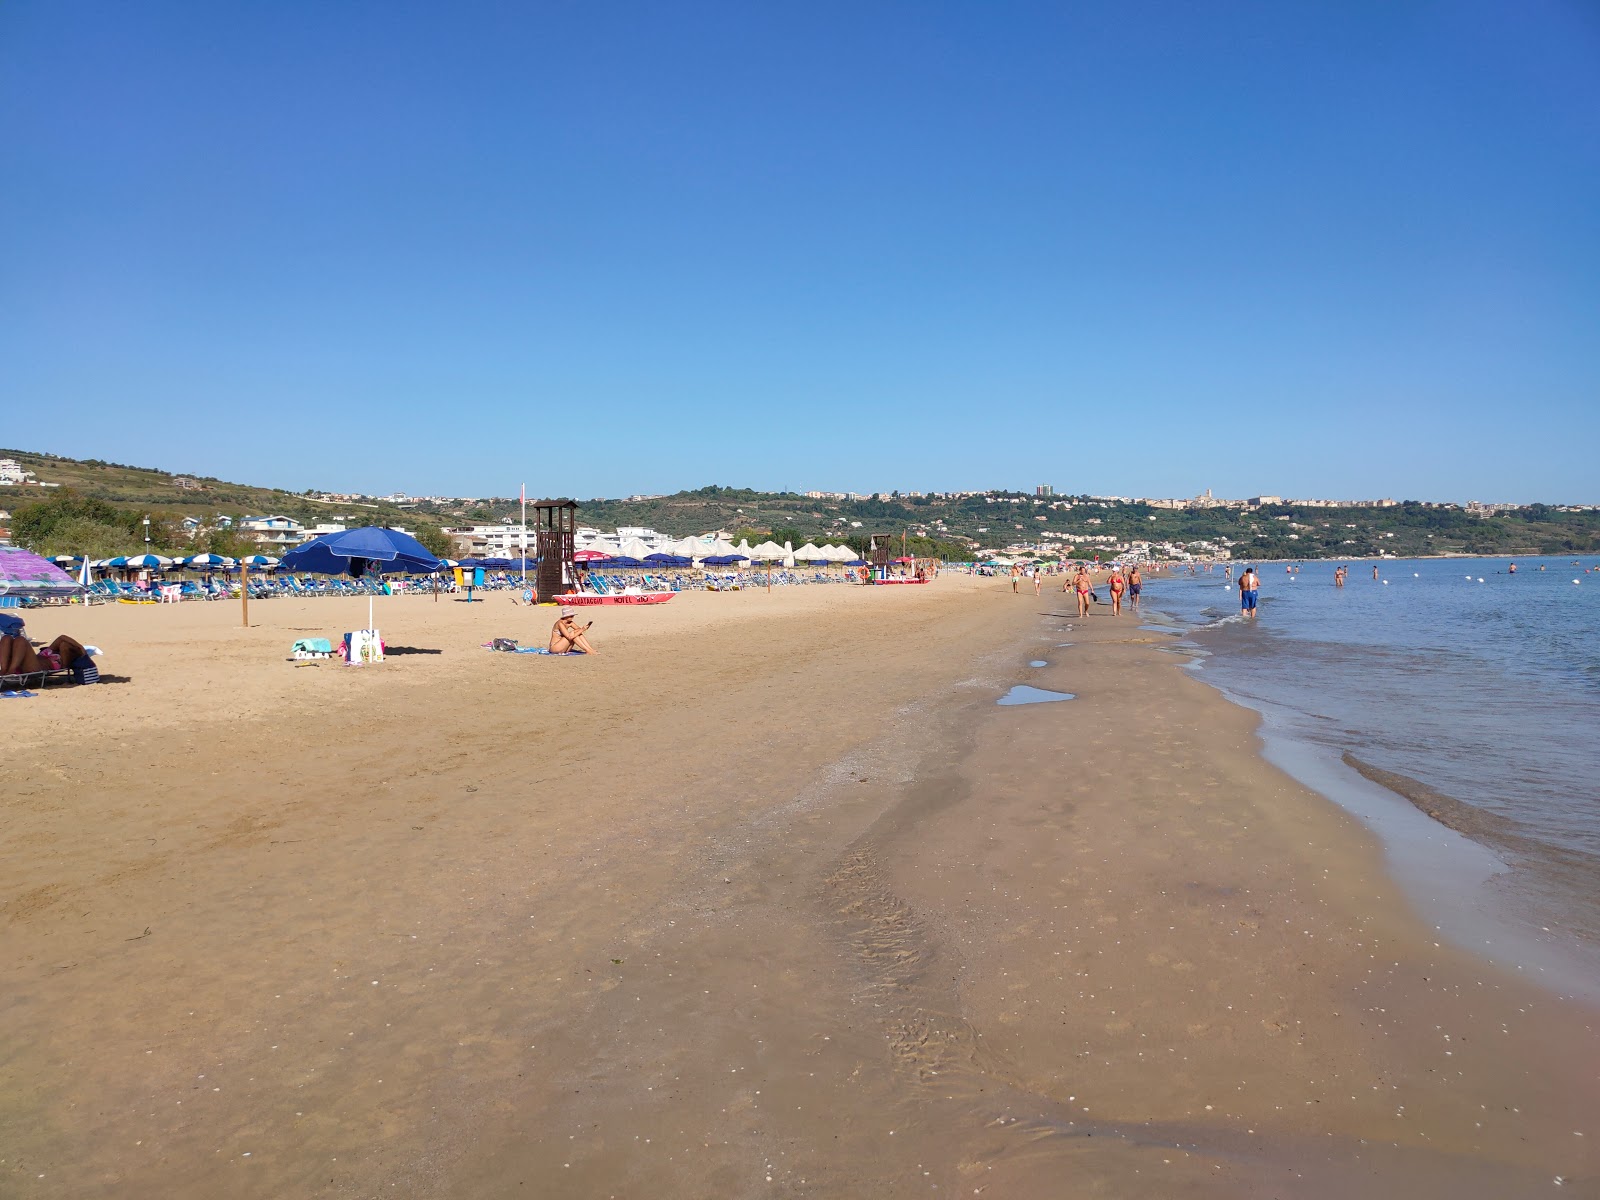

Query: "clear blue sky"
<box><xmin>4</xmin><ymin>2</ymin><xmax>1597</xmax><ymax>503</ymax></box>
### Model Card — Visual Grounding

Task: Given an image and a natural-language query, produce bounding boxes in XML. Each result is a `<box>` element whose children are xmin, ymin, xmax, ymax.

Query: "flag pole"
<box><xmin>520</xmin><ymin>483</ymin><xmax>528</xmax><ymax>585</ymax></box>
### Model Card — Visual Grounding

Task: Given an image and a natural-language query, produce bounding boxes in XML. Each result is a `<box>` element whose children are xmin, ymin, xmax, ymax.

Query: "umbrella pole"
<box><xmin>241</xmin><ymin>562</ymin><xmax>249</xmax><ymax>628</ymax></box>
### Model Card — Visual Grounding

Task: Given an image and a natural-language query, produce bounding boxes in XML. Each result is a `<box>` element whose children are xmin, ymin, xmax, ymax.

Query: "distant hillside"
<box><xmin>428</xmin><ymin>485</ymin><xmax>1600</xmax><ymax>561</ymax></box>
<box><xmin>0</xmin><ymin>448</ymin><xmax>442</xmax><ymax>557</ymax></box>
<box><xmin>0</xmin><ymin>448</ymin><xmax>408</xmax><ymax>521</ymax></box>
<box><xmin>5</xmin><ymin>449</ymin><xmax>1597</xmax><ymax>561</ymax></box>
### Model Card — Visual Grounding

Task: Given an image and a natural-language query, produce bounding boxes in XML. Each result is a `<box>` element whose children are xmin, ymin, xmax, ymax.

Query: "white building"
<box><xmin>0</xmin><ymin>458</ymin><xmax>32</xmax><ymax>485</ymax></box>
<box><xmin>446</xmin><ymin>523</ymin><xmax>529</xmax><ymax>557</ymax></box>
<box><xmin>240</xmin><ymin>515</ymin><xmax>307</xmax><ymax>548</ymax></box>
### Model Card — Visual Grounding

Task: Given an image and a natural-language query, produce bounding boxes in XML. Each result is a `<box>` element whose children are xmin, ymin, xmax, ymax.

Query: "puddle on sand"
<box><xmin>1139</xmin><ymin>625</ymin><xmax>1182</xmax><ymax>635</ymax></box>
<box><xmin>997</xmin><ymin>685</ymin><xmax>1075</xmax><ymax>706</ymax></box>
<box><xmin>1029</xmin><ymin>660</ymin><xmax>1048</xmax><ymax>667</ymax></box>
<box><xmin>1055</xmin><ymin>642</ymin><xmax>1074</xmax><ymax>648</ymax></box>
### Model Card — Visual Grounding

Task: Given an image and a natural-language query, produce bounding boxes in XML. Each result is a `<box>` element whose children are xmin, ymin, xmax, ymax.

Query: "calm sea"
<box><xmin>1142</xmin><ymin>555</ymin><xmax>1600</xmax><ymax>980</ymax></box>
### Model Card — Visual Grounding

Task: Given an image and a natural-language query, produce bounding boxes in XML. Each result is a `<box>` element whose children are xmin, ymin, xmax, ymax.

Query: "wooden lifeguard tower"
<box><xmin>868</xmin><ymin>532</ymin><xmax>898</xmax><ymax>570</ymax></box>
<box><xmin>533</xmin><ymin>498</ymin><xmax>578</xmax><ymax>600</ymax></box>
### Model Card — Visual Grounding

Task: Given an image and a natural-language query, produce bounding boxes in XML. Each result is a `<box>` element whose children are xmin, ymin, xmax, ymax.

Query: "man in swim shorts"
<box><xmin>1238</xmin><ymin>567</ymin><xmax>1259</xmax><ymax>620</ymax></box>
<box><xmin>1128</xmin><ymin>565</ymin><xmax>1142</xmax><ymax>610</ymax></box>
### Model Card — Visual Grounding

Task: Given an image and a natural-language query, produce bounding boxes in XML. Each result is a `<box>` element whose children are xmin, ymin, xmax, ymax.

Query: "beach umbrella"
<box><xmin>617</xmin><ymin>536</ymin><xmax>654</xmax><ymax>560</ymax></box>
<box><xmin>78</xmin><ymin>556</ymin><xmax>94</xmax><ymax>590</ymax></box>
<box><xmin>573</xmin><ymin>549</ymin><xmax>608</xmax><ymax>563</ymax></box>
<box><xmin>123</xmin><ymin>553</ymin><xmax>173</xmax><ymax>569</ymax></box>
<box><xmin>749</xmin><ymin>540</ymin><xmax>785</xmax><ymax>561</ymax></box>
<box><xmin>52</xmin><ymin>554</ymin><xmax>78</xmax><ymax>567</ymax></box>
<box><xmin>438</xmin><ymin>558</ymin><xmax>460</xmax><ymax>569</ymax></box>
<box><xmin>238</xmin><ymin>555</ymin><xmax>279</xmax><ymax>568</ymax></box>
<box><xmin>184</xmin><ymin>553</ymin><xmax>234</xmax><ymax>569</ymax></box>
<box><xmin>644</xmin><ymin>553</ymin><xmax>691</xmax><ymax>566</ymax></box>
<box><xmin>793</xmin><ymin>542</ymin><xmax>825</xmax><ymax>562</ymax></box>
<box><xmin>280</xmin><ymin>528</ymin><xmax>441</xmax><ymax>576</ymax></box>
<box><xmin>281</xmin><ymin>526</ymin><xmax>443</xmax><ymax>628</ymax></box>
<box><xmin>0</xmin><ymin>546</ymin><xmax>87</xmax><ymax>601</ymax></box>
<box><xmin>782</xmin><ymin>540</ymin><xmax>795</xmax><ymax>569</ymax></box>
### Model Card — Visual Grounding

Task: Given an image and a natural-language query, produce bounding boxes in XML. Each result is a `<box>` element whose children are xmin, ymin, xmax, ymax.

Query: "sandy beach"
<box><xmin>4</xmin><ymin>575</ymin><xmax>1597</xmax><ymax>1198</ymax></box>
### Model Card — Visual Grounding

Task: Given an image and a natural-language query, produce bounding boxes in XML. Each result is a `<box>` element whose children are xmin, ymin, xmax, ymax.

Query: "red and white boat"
<box><xmin>554</xmin><ymin>591</ymin><xmax>675</xmax><ymax>606</ymax></box>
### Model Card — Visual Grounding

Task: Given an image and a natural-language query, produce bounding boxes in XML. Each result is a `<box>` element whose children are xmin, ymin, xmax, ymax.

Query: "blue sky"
<box><xmin>4</xmin><ymin>1</ymin><xmax>1597</xmax><ymax>503</ymax></box>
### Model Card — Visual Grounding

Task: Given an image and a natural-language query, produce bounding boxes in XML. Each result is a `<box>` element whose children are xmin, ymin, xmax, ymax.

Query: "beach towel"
<box><xmin>481</xmin><ymin>640</ymin><xmax>579</xmax><ymax>655</ymax></box>
<box><xmin>0</xmin><ymin>613</ymin><xmax>24</xmax><ymax>638</ymax></box>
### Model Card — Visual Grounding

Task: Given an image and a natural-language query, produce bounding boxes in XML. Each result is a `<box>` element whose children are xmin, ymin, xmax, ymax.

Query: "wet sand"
<box><xmin>3</xmin><ymin>577</ymin><xmax>1597</xmax><ymax>1197</ymax></box>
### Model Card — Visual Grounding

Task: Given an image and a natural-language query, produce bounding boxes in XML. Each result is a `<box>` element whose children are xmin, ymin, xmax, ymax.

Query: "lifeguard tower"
<box><xmin>533</xmin><ymin>498</ymin><xmax>578</xmax><ymax>600</ymax></box>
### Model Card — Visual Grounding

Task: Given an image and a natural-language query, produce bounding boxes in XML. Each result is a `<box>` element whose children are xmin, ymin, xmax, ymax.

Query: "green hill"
<box><xmin>4</xmin><ymin>448</ymin><xmax>1597</xmax><ymax>561</ymax></box>
<box><xmin>0</xmin><ymin>448</ymin><xmax>442</xmax><ymax>559</ymax></box>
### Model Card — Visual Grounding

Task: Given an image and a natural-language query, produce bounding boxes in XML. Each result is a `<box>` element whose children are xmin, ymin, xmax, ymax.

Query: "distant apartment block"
<box><xmin>0</xmin><ymin>458</ymin><xmax>32</xmax><ymax>485</ymax></box>
<box><xmin>446</xmin><ymin>524</ymin><xmax>529</xmax><ymax>557</ymax></box>
<box><xmin>241</xmin><ymin>515</ymin><xmax>307</xmax><ymax>547</ymax></box>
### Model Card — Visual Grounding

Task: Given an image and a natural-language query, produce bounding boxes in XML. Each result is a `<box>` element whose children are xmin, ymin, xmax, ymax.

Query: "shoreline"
<box><xmin>4</xmin><ymin>578</ymin><xmax>1596</xmax><ymax>1196</ymax></box>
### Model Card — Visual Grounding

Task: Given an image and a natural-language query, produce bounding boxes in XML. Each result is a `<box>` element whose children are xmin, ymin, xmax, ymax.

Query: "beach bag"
<box><xmin>491</xmin><ymin>638</ymin><xmax>519</xmax><ymax>652</ymax></box>
<box><xmin>70</xmin><ymin>657</ymin><xmax>99</xmax><ymax>685</ymax></box>
<box><xmin>344</xmin><ymin>629</ymin><xmax>384</xmax><ymax>664</ymax></box>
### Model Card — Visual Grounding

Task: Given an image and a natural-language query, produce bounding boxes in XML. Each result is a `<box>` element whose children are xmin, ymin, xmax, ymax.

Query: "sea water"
<box><xmin>1145</xmin><ymin>556</ymin><xmax>1600</xmax><ymax>974</ymax></box>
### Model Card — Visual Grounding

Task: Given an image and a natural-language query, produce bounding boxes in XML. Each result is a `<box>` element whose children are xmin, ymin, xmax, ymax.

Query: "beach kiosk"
<box><xmin>533</xmin><ymin>498</ymin><xmax>578</xmax><ymax>603</ymax></box>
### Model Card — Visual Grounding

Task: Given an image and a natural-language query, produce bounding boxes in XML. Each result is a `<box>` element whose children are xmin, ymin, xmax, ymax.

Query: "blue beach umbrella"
<box><xmin>237</xmin><ymin>554</ymin><xmax>279</xmax><ymax>569</ymax></box>
<box><xmin>184</xmin><ymin>553</ymin><xmax>234</xmax><ymax>569</ymax></box>
<box><xmin>123</xmin><ymin>553</ymin><xmax>173</xmax><ymax>569</ymax></box>
<box><xmin>280</xmin><ymin>527</ymin><xmax>441</xmax><ymax>577</ymax></box>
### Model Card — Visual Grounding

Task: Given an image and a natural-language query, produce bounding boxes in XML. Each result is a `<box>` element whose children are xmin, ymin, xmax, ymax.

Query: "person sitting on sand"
<box><xmin>549</xmin><ymin>608</ymin><xmax>597</xmax><ymax>654</ymax></box>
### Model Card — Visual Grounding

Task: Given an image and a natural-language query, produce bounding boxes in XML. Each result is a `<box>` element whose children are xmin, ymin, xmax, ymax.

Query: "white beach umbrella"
<box><xmin>782</xmin><ymin>540</ymin><xmax>795</xmax><ymax>568</ymax></box>
<box><xmin>793</xmin><ymin>542</ymin><xmax>824</xmax><ymax>562</ymax></box>
<box><xmin>675</xmin><ymin>536</ymin><xmax>710</xmax><ymax>559</ymax></box>
<box><xmin>617</xmin><ymin>537</ymin><xmax>653</xmax><ymax>560</ymax></box>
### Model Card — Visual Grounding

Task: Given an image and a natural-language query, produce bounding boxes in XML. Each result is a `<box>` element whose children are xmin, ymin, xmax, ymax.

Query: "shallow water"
<box><xmin>1029</xmin><ymin>659</ymin><xmax>1048</xmax><ymax>667</ymax></box>
<box><xmin>1146</xmin><ymin>555</ymin><xmax>1600</xmax><ymax>957</ymax></box>
<box><xmin>997</xmin><ymin>684</ymin><xmax>1074</xmax><ymax>706</ymax></box>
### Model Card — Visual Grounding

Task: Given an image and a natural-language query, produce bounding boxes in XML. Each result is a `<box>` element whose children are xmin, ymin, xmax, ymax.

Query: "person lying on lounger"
<box><xmin>549</xmin><ymin>609</ymin><xmax>596</xmax><ymax>654</ymax></box>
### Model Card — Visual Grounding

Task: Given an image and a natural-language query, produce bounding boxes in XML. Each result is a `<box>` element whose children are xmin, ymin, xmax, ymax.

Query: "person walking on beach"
<box><xmin>1072</xmin><ymin>564</ymin><xmax>1093</xmax><ymax>618</ymax></box>
<box><xmin>1011</xmin><ymin>564</ymin><xmax>1022</xmax><ymax>594</ymax></box>
<box><xmin>1128</xmin><ymin>564</ymin><xmax>1143</xmax><ymax>611</ymax></box>
<box><xmin>1239</xmin><ymin>566</ymin><xmax>1259</xmax><ymax>620</ymax></box>
<box><xmin>1033</xmin><ymin>567</ymin><xmax>1042</xmax><ymax>597</ymax></box>
<box><xmin>1108</xmin><ymin>566</ymin><xmax>1126</xmax><ymax>615</ymax></box>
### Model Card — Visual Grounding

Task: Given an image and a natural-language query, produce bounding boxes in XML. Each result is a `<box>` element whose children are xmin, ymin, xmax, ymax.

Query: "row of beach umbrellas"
<box><xmin>52</xmin><ymin>553</ymin><xmax>282</xmax><ymax>570</ymax></box>
<box><xmin>574</xmin><ymin>536</ymin><xmax>866</xmax><ymax>568</ymax></box>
